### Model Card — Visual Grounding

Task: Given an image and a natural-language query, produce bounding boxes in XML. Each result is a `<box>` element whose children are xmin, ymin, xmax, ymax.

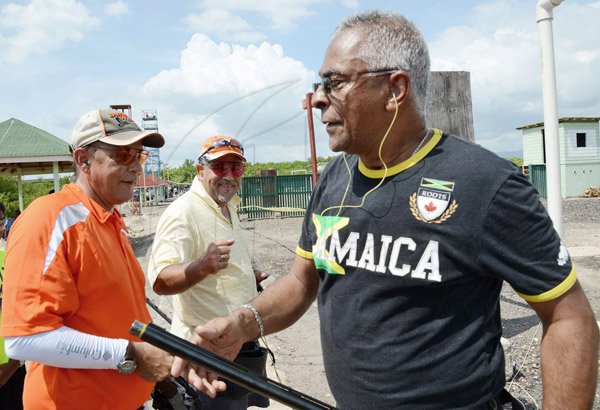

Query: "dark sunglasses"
<box><xmin>89</xmin><ymin>145</ymin><xmax>149</xmax><ymax>166</ymax></box>
<box><xmin>198</xmin><ymin>138</ymin><xmax>244</xmax><ymax>162</ymax></box>
<box><xmin>207</xmin><ymin>161</ymin><xmax>245</xmax><ymax>178</ymax></box>
<box><xmin>312</xmin><ymin>69</ymin><xmax>401</xmax><ymax>94</ymax></box>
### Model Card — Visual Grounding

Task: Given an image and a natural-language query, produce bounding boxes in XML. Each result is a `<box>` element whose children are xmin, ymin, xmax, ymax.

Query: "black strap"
<box><xmin>485</xmin><ymin>388</ymin><xmax>526</xmax><ymax>410</ymax></box>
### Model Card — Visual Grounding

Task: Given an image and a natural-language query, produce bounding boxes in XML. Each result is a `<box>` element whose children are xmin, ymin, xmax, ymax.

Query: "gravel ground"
<box><xmin>127</xmin><ymin>197</ymin><xmax>600</xmax><ymax>410</ymax></box>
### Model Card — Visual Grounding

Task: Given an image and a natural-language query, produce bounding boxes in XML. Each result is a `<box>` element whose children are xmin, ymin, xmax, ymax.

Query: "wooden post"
<box><xmin>425</xmin><ymin>71</ymin><xmax>474</xmax><ymax>142</ymax></box>
<box><xmin>305</xmin><ymin>93</ymin><xmax>319</xmax><ymax>187</ymax></box>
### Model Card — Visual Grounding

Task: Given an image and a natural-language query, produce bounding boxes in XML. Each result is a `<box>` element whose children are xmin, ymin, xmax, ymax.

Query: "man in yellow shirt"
<box><xmin>148</xmin><ymin>135</ymin><xmax>268</xmax><ymax>409</ymax></box>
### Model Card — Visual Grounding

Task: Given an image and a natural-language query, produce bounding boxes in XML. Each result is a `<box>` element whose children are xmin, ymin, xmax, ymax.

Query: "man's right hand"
<box><xmin>171</xmin><ymin>311</ymin><xmax>251</xmax><ymax>397</ymax></box>
<box><xmin>154</xmin><ymin>238</ymin><xmax>235</xmax><ymax>295</ymax></box>
<box><xmin>190</xmin><ymin>239</ymin><xmax>235</xmax><ymax>275</ymax></box>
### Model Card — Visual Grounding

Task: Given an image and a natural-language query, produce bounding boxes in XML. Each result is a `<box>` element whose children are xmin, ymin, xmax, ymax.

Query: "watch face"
<box><xmin>117</xmin><ymin>359</ymin><xmax>137</xmax><ymax>375</ymax></box>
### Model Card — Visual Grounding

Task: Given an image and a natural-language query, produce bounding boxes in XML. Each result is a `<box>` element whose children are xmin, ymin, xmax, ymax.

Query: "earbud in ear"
<box><xmin>389</xmin><ymin>92</ymin><xmax>401</xmax><ymax>110</ymax></box>
<box><xmin>83</xmin><ymin>160</ymin><xmax>90</xmax><ymax>166</ymax></box>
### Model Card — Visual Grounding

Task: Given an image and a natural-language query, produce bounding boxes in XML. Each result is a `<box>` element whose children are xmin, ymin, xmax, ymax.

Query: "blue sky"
<box><xmin>1</xmin><ymin>0</ymin><xmax>599</xmax><ymax>166</ymax></box>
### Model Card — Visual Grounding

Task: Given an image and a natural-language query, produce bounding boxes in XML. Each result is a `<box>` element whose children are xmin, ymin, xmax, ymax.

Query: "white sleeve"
<box><xmin>4</xmin><ymin>326</ymin><xmax>129</xmax><ymax>369</ymax></box>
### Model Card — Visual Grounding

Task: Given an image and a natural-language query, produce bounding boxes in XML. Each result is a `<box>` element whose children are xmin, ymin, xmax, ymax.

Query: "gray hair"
<box><xmin>335</xmin><ymin>10</ymin><xmax>430</xmax><ymax>113</ymax></box>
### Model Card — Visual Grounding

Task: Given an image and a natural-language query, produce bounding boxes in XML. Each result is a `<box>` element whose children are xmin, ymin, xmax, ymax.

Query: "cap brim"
<box><xmin>203</xmin><ymin>150</ymin><xmax>246</xmax><ymax>162</ymax></box>
<box><xmin>99</xmin><ymin>130</ymin><xmax>165</xmax><ymax>148</ymax></box>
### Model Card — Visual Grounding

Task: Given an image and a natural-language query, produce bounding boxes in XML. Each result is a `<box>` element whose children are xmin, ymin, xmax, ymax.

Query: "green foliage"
<box><xmin>0</xmin><ymin>175</ymin><xmax>72</xmax><ymax>216</ymax></box>
<box><xmin>163</xmin><ymin>156</ymin><xmax>335</xmax><ymax>181</ymax></box>
<box><xmin>244</xmin><ymin>156</ymin><xmax>333</xmax><ymax>176</ymax></box>
<box><xmin>0</xmin><ymin>177</ymin><xmax>18</xmax><ymax>215</ymax></box>
<box><xmin>165</xmin><ymin>159</ymin><xmax>196</xmax><ymax>183</ymax></box>
<box><xmin>507</xmin><ymin>157</ymin><xmax>523</xmax><ymax>167</ymax></box>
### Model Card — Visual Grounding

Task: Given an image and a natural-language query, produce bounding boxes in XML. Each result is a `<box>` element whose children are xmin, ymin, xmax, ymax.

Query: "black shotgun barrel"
<box><xmin>145</xmin><ymin>297</ymin><xmax>172</xmax><ymax>324</ymax></box>
<box><xmin>130</xmin><ymin>320</ymin><xmax>337</xmax><ymax>410</ymax></box>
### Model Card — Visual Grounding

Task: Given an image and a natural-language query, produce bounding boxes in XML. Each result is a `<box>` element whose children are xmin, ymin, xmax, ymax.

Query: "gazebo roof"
<box><xmin>0</xmin><ymin>118</ymin><xmax>73</xmax><ymax>175</ymax></box>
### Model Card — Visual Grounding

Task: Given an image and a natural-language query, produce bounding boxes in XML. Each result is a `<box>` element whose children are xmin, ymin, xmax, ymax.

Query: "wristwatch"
<box><xmin>116</xmin><ymin>342</ymin><xmax>137</xmax><ymax>375</ymax></box>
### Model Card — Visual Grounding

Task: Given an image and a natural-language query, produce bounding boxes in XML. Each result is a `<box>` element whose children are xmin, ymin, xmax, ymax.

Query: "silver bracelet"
<box><xmin>241</xmin><ymin>303</ymin><xmax>264</xmax><ymax>338</ymax></box>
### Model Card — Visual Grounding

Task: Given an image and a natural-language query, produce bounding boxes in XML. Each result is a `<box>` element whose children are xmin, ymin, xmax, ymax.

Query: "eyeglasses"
<box><xmin>312</xmin><ymin>69</ymin><xmax>401</xmax><ymax>94</ymax></box>
<box><xmin>89</xmin><ymin>145</ymin><xmax>149</xmax><ymax>165</ymax></box>
<box><xmin>207</xmin><ymin>161</ymin><xmax>245</xmax><ymax>178</ymax></box>
<box><xmin>198</xmin><ymin>138</ymin><xmax>244</xmax><ymax>162</ymax></box>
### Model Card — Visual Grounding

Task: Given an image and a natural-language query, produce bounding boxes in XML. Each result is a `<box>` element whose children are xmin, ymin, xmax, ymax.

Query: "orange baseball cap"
<box><xmin>198</xmin><ymin>135</ymin><xmax>245</xmax><ymax>162</ymax></box>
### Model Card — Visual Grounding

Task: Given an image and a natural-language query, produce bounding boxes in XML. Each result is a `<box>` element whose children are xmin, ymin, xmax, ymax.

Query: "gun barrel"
<box><xmin>130</xmin><ymin>320</ymin><xmax>337</xmax><ymax>410</ymax></box>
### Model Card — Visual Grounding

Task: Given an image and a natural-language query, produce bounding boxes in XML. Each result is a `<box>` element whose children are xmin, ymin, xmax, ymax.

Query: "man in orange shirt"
<box><xmin>0</xmin><ymin>109</ymin><xmax>173</xmax><ymax>409</ymax></box>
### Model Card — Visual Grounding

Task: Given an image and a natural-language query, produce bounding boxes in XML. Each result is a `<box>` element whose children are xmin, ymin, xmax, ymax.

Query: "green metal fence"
<box><xmin>529</xmin><ymin>164</ymin><xmax>547</xmax><ymax>198</ymax></box>
<box><xmin>240</xmin><ymin>174</ymin><xmax>313</xmax><ymax>219</ymax></box>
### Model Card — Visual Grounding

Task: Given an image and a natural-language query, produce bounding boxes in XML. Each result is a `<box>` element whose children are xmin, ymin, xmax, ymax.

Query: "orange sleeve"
<box><xmin>1</xmin><ymin>200</ymin><xmax>80</xmax><ymax>337</ymax></box>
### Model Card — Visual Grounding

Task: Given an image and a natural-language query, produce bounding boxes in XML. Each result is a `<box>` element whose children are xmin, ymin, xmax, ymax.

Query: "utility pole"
<box><xmin>536</xmin><ymin>0</ymin><xmax>564</xmax><ymax>235</ymax></box>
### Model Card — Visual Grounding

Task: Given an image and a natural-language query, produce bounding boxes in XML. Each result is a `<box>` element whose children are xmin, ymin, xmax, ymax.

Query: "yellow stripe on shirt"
<box><xmin>516</xmin><ymin>267</ymin><xmax>577</xmax><ymax>303</ymax></box>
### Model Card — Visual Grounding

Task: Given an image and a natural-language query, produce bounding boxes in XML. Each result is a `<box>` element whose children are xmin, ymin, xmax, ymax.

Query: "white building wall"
<box><xmin>563</xmin><ymin>163</ymin><xmax>600</xmax><ymax>197</ymax></box>
<box><xmin>523</xmin><ymin>128</ymin><xmax>545</xmax><ymax>165</ymax></box>
<box><xmin>521</xmin><ymin>120</ymin><xmax>600</xmax><ymax>198</ymax></box>
<box><xmin>562</xmin><ymin>123</ymin><xmax>600</xmax><ymax>197</ymax></box>
<box><xmin>558</xmin><ymin>126</ymin><xmax>566</xmax><ymax>164</ymax></box>
<box><xmin>563</xmin><ymin>125</ymin><xmax>599</xmax><ymax>162</ymax></box>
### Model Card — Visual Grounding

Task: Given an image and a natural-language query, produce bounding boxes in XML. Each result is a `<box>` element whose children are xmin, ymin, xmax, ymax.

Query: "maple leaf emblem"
<box><xmin>424</xmin><ymin>201</ymin><xmax>437</xmax><ymax>212</ymax></box>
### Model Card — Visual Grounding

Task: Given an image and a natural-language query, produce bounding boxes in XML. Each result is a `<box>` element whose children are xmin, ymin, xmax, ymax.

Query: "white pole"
<box><xmin>17</xmin><ymin>170</ymin><xmax>24</xmax><ymax>211</ymax></box>
<box><xmin>53</xmin><ymin>161</ymin><xmax>60</xmax><ymax>192</ymax></box>
<box><xmin>536</xmin><ymin>0</ymin><xmax>564</xmax><ymax>235</ymax></box>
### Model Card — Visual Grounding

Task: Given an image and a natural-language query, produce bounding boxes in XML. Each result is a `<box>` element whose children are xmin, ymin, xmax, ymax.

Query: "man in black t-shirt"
<box><xmin>173</xmin><ymin>10</ymin><xmax>599</xmax><ymax>409</ymax></box>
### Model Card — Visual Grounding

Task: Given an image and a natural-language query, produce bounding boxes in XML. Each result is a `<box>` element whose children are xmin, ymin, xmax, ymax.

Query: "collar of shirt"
<box><xmin>63</xmin><ymin>183</ymin><xmax>127</xmax><ymax>231</ymax></box>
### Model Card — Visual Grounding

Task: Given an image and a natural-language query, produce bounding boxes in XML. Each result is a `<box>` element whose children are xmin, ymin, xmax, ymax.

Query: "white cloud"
<box><xmin>0</xmin><ymin>0</ymin><xmax>99</xmax><ymax>64</ymax></box>
<box><xmin>141</xmin><ymin>34</ymin><xmax>320</xmax><ymax>164</ymax></box>
<box><xmin>185</xmin><ymin>8</ymin><xmax>266</xmax><ymax>43</ymax></box>
<box><xmin>198</xmin><ymin>0</ymin><xmax>320</xmax><ymax>31</ymax></box>
<box><xmin>105</xmin><ymin>1</ymin><xmax>129</xmax><ymax>18</ymax></box>
<box><xmin>573</xmin><ymin>50</ymin><xmax>599</xmax><ymax>65</ymax></box>
<box><xmin>428</xmin><ymin>0</ymin><xmax>600</xmax><ymax>152</ymax></box>
<box><xmin>430</xmin><ymin>2</ymin><xmax>540</xmax><ymax>108</ymax></box>
<box><xmin>552</xmin><ymin>1</ymin><xmax>600</xmax><ymax>110</ymax></box>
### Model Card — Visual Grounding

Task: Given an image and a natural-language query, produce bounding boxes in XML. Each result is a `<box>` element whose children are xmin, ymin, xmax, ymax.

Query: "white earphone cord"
<box><xmin>321</xmin><ymin>94</ymin><xmax>400</xmax><ymax>217</ymax></box>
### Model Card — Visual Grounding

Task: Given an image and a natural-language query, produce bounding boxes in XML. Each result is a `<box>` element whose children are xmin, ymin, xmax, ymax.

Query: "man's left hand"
<box><xmin>133</xmin><ymin>342</ymin><xmax>174</xmax><ymax>382</ymax></box>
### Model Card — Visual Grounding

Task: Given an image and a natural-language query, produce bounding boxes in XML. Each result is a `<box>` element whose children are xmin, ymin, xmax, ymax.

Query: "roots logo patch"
<box><xmin>410</xmin><ymin>178</ymin><xmax>458</xmax><ymax>223</ymax></box>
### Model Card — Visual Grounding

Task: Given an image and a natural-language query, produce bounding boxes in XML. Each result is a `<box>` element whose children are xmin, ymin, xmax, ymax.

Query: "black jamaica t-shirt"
<box><xmin>297</xmin><ymin>130</ymin><xmax>574</xmax><ymax>409</ymax></box>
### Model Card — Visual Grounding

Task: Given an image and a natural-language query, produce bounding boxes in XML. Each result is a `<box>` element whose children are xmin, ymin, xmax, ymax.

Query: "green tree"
<box><xmin>0</xmin><ymin>176</ymin><xmax>19</xmax><ymax>216</ymax></box>
<box><xmin>164</xmin><ymin>156</ymin><xmax>335</xmax><ymax>181</ymax></box>
<box><xmin>0</xmin><ymin>174</ymin><xmax>72</xmax><ymax>216</ymax></box>
<box><xmin>168</xmin><ymin>159</ymin><xmax>197</xmax><ymax>183</ymax></box>
<box><xmin>245</xmin><ymin>156</ymin><xmax>334</xmax><ymax>176</ymax></box>
<box><xmin>507</xmin><ymin>157</ymin><xmax>523</xmax><ymax>167</ymax></box>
